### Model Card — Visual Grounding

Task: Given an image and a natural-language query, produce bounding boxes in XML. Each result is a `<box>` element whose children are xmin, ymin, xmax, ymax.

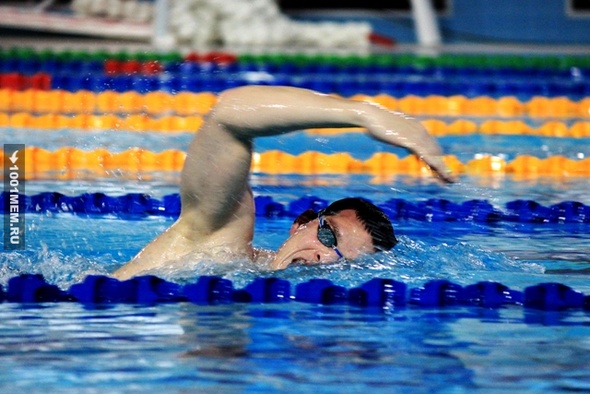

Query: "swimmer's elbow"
<box><xmin>214</xmin><ymin>86</ymin><xmax>263</xmax><ymax>113</ymax></box>
<box><xmin>207</xmin><ymin>86</ymin><xmax>254</xmax><ymax>132</ymax></box>
<box><xmin>206</xmin><ymin>86</ymin><xmax>277</xmax><ymax>139</ymax></box>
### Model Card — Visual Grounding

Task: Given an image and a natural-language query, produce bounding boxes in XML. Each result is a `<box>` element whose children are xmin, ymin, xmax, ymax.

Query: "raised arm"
<box><xmin>213</xmin><ymin>86</ymin><xmax>451</xmax><ymax>174</ymax></box>
<box><xmin>181</xmin><ymin>85</ymin><xmax>453</xmax><ymax>236</ymax></box>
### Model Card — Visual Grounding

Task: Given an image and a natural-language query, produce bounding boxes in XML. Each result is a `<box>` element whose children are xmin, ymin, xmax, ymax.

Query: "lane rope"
<box><xmin>3</xmin><ymin>192</ymin><xmax>589</xmax><ymax>224</ymax></box>
<box><xmin>1</xmin><ymin>89</ymin><xmax>589</xmax><ymax>119</ymax></box>
<box><xmin>2</xmin><ymin>147</ymin><xmax>590</xmax><ymax>177</ymax></box>
<box><xmin>2</xmin><ymin>111</ymin><xmax>590</xmax><ymax>136</ymax></box>
<box><xmin>2</xmin><ymin>273</ymin><xmax>588</xmax><ymax>312</ymax></box>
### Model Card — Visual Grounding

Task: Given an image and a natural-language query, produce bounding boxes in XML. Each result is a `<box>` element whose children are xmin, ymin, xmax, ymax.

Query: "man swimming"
<box><xmin>113</xmin><ymin>85</ymin><xmax>454</xmax><ymax>280</ymax></box>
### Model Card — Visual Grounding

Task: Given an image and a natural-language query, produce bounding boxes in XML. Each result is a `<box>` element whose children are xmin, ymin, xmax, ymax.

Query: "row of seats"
<box><xmin>3</xmin><ymin>147</ymin><xmax>589</xmax><ymax>177</ymax></box>
<box><xmin>1</xmin><ymin>89</ymin><xmax>588</xmax><ymax>118</ymax></box>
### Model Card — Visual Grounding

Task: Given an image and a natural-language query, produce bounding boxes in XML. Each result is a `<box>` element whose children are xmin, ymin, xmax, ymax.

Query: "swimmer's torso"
<box><xmin>113</xmin><ymin>206</ymin><xmax>258</xmax><ymax>279</ymax></box>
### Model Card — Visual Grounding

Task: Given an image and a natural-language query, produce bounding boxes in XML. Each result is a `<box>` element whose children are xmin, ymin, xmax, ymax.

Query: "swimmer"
<box><xmin>113</xmin><ymin>85</ymin><xmax>454</xmax><ymax>280</ymax></box>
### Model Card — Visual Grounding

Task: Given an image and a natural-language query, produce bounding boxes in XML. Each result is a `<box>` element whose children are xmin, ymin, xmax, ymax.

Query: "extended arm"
<box><xmin>180</xmin><ymin>85</ymin><xmax>453</xmax><ymax>236</ymax></box>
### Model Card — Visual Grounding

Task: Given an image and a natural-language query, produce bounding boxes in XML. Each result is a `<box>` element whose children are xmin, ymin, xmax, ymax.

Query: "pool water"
<box><xmin>7</xmin><ymin>129</ymin><xmax>590</xmax><ymax>288</ymax></box>
<box><xmin>2</xmin><ymin>169</ymin><xmax>590</xmax><ymax>392</ymax></box>
<box><xmin>4</xmin><ymin>174</ymin><xmax>589</xmax><ymax>289</ymax></box>
<box><xmin>2</xmin><ymin>50</ymin><xmax>590</xmax><ymax>392</ymax></box>
<box><xmin>1</xmin><ymin>301</ymin><xmax>589</xmax><ymax>393</ymax></box>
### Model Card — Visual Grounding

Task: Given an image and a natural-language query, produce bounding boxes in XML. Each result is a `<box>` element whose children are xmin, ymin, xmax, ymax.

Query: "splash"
<box><xmin>0</xmin><ymin>236</ymin><xmax>545</xmax><ymax>291</ymax></box>
<box><xmin>256</xmin><ymin>236</ymin><xmax>545</xmax><ymax>289</ymax></box>
<box><xmin>0</xmin><ymin>246</ymin><xmax>114</xmax><ymax>290</ymax></box>
<box><xmin>127</xmin><ymin>236</ymin><xmax>545</xmax><ymax>290</ymax></box>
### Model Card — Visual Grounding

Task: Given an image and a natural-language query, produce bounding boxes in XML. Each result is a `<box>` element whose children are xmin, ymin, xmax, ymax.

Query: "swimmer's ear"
<box><xmin>290</xmin><ymin>209</ymin><xmax>317</xmax><ymax>235</ymax></box>
<box><xmin>289</xmin><ymin>222</ymin><xmax>300</xmax><ymax>236</ymax></box>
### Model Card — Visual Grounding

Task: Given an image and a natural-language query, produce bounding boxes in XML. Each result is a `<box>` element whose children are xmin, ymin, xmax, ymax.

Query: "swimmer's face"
<box><xmin>270</xmin><ymin>209</ymin><xmax>374</xmax><ymax>270</ymax></box>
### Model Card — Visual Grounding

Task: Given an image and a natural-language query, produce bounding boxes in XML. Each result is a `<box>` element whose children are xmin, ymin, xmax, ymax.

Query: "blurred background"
<box><xmin>1</xmin><ymin>0</ymin><xmax>589</xmax><ymax>52</ymax></box>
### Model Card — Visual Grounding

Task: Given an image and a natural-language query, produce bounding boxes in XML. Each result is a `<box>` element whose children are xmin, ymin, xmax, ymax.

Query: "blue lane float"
<box><xmin>2</xmin><ymin>56</ymin><xmax>589</xmax><ymax>97</ymax></box>
<box><xmin>296</xmin><ymin>279</ymin><xmax>348</xmax><ymax>305</ymax></box>
<box><xmin>3</xmin><ymin>192</ymin><xmax>590</xmax><ymax>224</ymax></box>
<box><xmin>4</xmin><ymin>56</ymin><xmax>589</xmax><ymax>80</ymax></box>
<box><xmin>44</xmin><ymin>70</ymin><xmax>590</xmax><ymax>98</ymax></box>
<box><xmin>2</xmin><ymin>274</ymin><xmax>590</xmax><ymax>312</ymax></box>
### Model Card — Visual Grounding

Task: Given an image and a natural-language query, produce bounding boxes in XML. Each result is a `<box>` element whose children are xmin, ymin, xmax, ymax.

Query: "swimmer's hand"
<box><xmin>362</xmin><ymin>104</ymin><xmax>456</xmax><ymax>183</ymax></box>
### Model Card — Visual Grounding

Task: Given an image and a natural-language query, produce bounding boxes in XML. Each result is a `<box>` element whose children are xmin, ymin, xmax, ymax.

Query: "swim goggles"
<box><xmin>317</xmin><ymin>210</ymin><xmax>344</xmax><ymax>259</ymax></box>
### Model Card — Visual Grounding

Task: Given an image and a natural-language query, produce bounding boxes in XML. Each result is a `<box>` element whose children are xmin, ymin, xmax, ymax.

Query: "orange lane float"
<box><xmin>2</xmin><ymin>89</ymin><xmax>590</xmax><ymax>119</ymax></box>
<box><xmin>5</xmin><ymin>148</ymin><xmax>590</xmax><ymax>179</ymax></box>
<box><xmin>370</xmin><ymin>94</ymin><xmax>398</xmax><ymax>111</ymax></box>
<box><xmin>446</xmin><ymin>119</ymin><xmax>479</xmax><ymax>135</ymax></box>
<box><xmin>579</xmin><ymin>98</ymin><xmax>590</xmax><ymax>117</ymax></box>
<box><xmin>29</xmin><ymin>90</ymin><xmax>57</xmax><ymax>113</ymax></box>
<box><xmin>508</xmin><ymin>154</ymin><xmax>542</xmax><ymax>173</ymax></box>
<box><xmin>96</xmin><ymin>91</ymin><xmax>119</xmax><ymax>113</ymax></box>
<box><xmin>446</xmin><ymin>95</ymin><xmax>468</xmax><ymax>116</ymax></box>
<box><xmin>496</xmin><ymin>96</ymin><xmax>525</xmax><ymax>117</ymax></box>
<box><xmin>465</xmin><ymin>155</ymin><xmax>507</xmax><ymax>175</ymax></box>
<box><xmin>143</xmin><ymin>91</ymin><xmax>173</xmax><ymax>115</ymax></box>
<box><xmin>479</xmin><ymin>120</ymin><xmax>532</xmax><ymax>135</ymax></box>
<box><xmin>397</xmin><ymin>95</ymin><xmax>425</xmax><ymax>115</ymax></box>
<box><xmin>13</xmin><ymin>147</ymin><xmax>187</xmax><ymax>179</ymax></box>
<box><xmin>538</xmin><ymin>121</ymin><xmax>569</xmax><ymax>137</ymax></box>
<box><xmin>570</xmin><ymin>121</ymin><xmax>590</xmax><ymax>137</ymax></box>
<box><xmin>464</xmin><ymin>96</ymin><xmax>497</xmax><ymax>117</ymax></box>
<box><xmin>2</xmin><ymin>111</ymin><xmax>590</xmax><ymax>137</ymax></box>
<box><xmin>171</xmin><ymin>92</ymin><xmax>217</xmax><ymax>115</ymax></box>
<box><xmin>364</xmin><ymin>152</ymin><xmax>401</xmax><ymax>174</ymax></box>
<box><xmin>420</xmin><ymin>119</ymin><xmax>447</xmax><ymax>136</ymax></box>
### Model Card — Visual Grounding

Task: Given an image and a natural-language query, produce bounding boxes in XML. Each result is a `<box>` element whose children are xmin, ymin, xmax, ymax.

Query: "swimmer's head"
<box><xmin>271</xmin><ymin>197</ymin><xmax>397</xmax><ymax>269</ymax></box>
<box><xmin>322</xmin><ymin>197</ymin><xmax>398</xmax><ymax>252</ymax></box>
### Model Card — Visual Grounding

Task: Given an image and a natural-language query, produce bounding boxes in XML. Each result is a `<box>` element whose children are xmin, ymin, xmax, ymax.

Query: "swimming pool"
<box><xmin>1</xmin><ymin>48</ymin><xmax>590</xmax><ymax>392</ymax></box>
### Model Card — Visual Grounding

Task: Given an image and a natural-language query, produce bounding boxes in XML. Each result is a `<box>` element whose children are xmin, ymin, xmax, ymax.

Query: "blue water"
<box><xmin>2</xmin><ymin>98</ymin><xmax>590</xmax><ymax>392</ymax></box>
<box><xmin>4</xmin><ymin>127</ymin><xmax>590</xmax><ymax>293</ymax></box>
<box><xmin>2</xmin><ymin>186</ymin><xmax>588</xmax><ymax>293</ymax></box>
<box><xmin>2</xmin><ymin>171</ymin><xmax>590</xmax><ymax>392</ymax></box>
<box><xmin>0</xmin><ymin>301</ymin><xmax>589</xmax><ymax>393</ymax></box>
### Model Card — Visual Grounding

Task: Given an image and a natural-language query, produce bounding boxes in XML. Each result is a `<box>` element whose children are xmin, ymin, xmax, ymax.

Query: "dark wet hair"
<box><xmin>293</xmin><ymin>197</ymin><xmax>397</xmax><ymax>252</ymax></box>
<box><xmin>324</xmin><ymin>197</ymin><xmax>397</xmax><ymax>252</ymax></box>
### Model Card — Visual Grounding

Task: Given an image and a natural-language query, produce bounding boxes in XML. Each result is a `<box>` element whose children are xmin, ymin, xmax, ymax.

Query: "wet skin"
<box><xmin>113</xmin><ymin>86</ymin><xmax>453</xmax><ymax>280</ymax></box>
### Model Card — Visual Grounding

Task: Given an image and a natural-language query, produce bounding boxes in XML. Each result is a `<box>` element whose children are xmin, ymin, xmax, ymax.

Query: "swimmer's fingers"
<box><xmin>416</xmin><ymin>150</ymin><xmax>457</xmax><ymax>184</ymax></box>
<box><xmin>394</xmin><ymin>127</ymin><xmax>451</xmax><ymax>183</ymax></box>
<box><xmin>391</xmin><ymin>116</ymin><xmax>456</xmax><ymax>183</ymax></box>
<box><xmin>402</xmin><ymin>131</ymin><xmax>455</xmax><ymax>183</ymax></box>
